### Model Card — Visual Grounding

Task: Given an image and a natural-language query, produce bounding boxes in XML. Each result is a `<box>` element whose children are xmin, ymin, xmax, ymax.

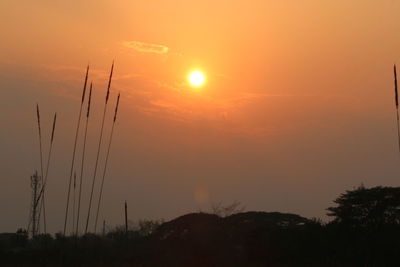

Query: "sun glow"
<box><xmin>188</xmin><ymin>70</ymin><xmax>206</xmax><ymax>87</ymax></box>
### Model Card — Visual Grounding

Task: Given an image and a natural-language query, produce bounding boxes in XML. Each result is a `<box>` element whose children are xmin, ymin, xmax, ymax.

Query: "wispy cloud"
<box><xmin>122</xmin><ymin>41</ymin><xmax>169</xmax><ymax>54</ymax></box>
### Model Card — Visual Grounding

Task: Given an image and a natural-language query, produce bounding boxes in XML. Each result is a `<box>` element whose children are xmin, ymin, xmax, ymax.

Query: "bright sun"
<box><xmin>188</xmin><ymin>70</ymin><xmax>206</xmax><ymax>87</ymax></box>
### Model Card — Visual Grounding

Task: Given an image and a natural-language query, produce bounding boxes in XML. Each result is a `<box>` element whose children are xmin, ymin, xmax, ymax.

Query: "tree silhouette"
<box><xmin>327</xmin><ymin>185</ymin><xmax>400</xmax><ymax>227</ymax></box>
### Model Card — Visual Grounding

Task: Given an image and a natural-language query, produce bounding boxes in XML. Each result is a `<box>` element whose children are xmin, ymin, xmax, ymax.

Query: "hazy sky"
<box><xmin>1</xmin><ymin>0</ymin><xmax>400</xmax><ymax>233</ymax></box>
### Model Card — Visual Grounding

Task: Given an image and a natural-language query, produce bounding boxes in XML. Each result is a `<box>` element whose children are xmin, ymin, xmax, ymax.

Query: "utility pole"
<box><xmin>124</xmin><ymin>201</ymin><xmax>128</xmax><ymax>235</ymax></box>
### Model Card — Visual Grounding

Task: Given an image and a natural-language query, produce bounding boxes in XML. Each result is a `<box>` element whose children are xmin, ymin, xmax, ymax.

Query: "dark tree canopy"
<box><xmin>327</xmin><ymin>185</ymin><xmax>400</xmax><ymax>226</ymax></box>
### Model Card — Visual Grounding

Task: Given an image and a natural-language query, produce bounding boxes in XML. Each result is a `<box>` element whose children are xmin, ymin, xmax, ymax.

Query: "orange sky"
<box><xmin>1</xmin><ymin>0</ymin><xmax>400</xmax><ymax>233</ymax></box>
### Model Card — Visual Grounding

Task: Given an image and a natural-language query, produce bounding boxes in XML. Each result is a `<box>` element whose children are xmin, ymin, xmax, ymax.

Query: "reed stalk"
<box><xmin>75</xmin><ymin>82</ymin><xmax>93</xmax><ymax>236</ymax></box>
<box><xmin>63</xmin><ymin>65</ymin><xmax>89</xmax><ymax>235</ymax></box>
<box><xmin>85</xmin><ymin>62</ymin><xmax>114</xmax><ymax>233</ymax></box>
<box><xmin>94</xmin><ymin>93</ymin><xmax>120</xmax><ymax>232</ymax></box>
<box><xmin>394</xmin><ymin>65</ymin><xmax>400</xmax><ymax>154</ymax></box>
<box><xmin>35</xmin><ymin>104</ymin><xmax>45</xmax><ymax>234</ymax></box>
<box><xmin>34</xmin><ymin>113</ymin><xmax>57</xmax><ymax>211</ymax></box>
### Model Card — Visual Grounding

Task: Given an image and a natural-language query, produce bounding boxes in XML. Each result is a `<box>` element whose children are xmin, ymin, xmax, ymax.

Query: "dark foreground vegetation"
<box><xmin>1</xmin><ymin>185</ymin><xmax>400</xmax><ymax>266</ymax></box>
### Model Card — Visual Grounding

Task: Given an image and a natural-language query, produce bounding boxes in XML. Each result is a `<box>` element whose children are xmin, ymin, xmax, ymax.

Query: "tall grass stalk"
<box><xmin>85</xmin><ymin>62</ymin><xmax>114</xmax><ymax>234</ymax></box>
<box><xmin>35</xmin><ymin>104</ymin><xmax>46</xmax><ymax>234</ymax></box>
<box><xmin>34</xmin><ymin>113</ymin><xmax>57</xmax><ymax>216</ymax></box>
<box><xmin>63</xmin><ymin>65</ymin><xmax>89</xmax><ymax>235</ymax></box>
<box><xmin>75</xmin><ymin>82</ymin><xmax>93</xmax><ymax>236</ymax></box>
<box><xmin>94</xmin><ymin>93</ymin><xmax>120</xmax><ymax>232</ymax></box>
<box><xmin>394</xmin><ymin>65</ymin><xmax>400</xmax><ymax>153</ymax></box>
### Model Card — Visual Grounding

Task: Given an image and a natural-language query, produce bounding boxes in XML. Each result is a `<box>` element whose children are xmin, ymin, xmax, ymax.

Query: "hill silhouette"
<box><xmin>149</xmin><ymin>211</ymin><xmax>312</xmax><ymax>266</ymax></box>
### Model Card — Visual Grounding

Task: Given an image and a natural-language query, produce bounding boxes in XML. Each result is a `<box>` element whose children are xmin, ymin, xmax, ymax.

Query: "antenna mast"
<box><xmin>28</xmin><ymin>171</ymin><xmax>41</xmax><ymax>237</ymax></box>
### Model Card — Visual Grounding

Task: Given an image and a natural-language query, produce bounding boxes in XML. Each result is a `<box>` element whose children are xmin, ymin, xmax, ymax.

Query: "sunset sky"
<box><xmin>1</xmin><ymin>0</ymin><xmax>400</xmax><ymax>233</ymax></box>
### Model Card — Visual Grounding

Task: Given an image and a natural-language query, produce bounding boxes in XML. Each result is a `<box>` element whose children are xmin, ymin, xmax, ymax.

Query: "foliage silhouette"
<box><xmin>327</xmin><ymin>185</ymin><xmax>400</xmax><ymax>227</ymax></box>
<box><xmin>1</xmin><ymin>186</ymin><xmax>400</xmax><ymax>266</ymax></box>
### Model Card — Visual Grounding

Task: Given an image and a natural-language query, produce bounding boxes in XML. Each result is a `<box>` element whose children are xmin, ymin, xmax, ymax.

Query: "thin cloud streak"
<box><xmin>122</xmin><ymin>41</ymin><xmax>169</xmax><ymax>54</ymax></box>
